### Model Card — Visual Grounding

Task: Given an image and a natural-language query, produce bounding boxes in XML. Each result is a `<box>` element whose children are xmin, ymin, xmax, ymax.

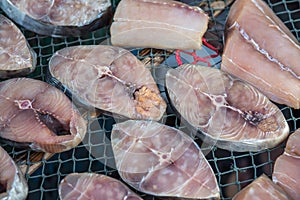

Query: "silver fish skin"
<box><xmin>0</xmin><ymin>146</ymin><xmax>28</xmax><ymax>200</ymax></box>
<box><xmin>0</xmin><ymin>14</ymin><xmax>36</xmax><ymax>78</ymax></box>
<box><xmin>0</xmin><ymin>0</ymin><xmax>112</xmax><ymax>37</ymax></box>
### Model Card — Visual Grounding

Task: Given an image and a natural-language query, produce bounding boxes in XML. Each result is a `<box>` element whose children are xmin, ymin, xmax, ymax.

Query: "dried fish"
<box><xmin>110</xmin><ymin>0</ymin><xmax>209</xmax><ymax>50</ymax></box>
<box><xmin>0</xmin><ymin>145</ymin><xmax>28</xmax><ymax>200</ymax></box>
<box><xmin>59</xmin><ymin>173</ymin><xmax>142</xmax><ymax>200</ymax></box>
<box><xmin>0</xmin><ymin>0</ymin><xmax>112</xmax><ymax>37</ymax></box>
<box><xmin>111</xmin><ymin>120</ymin><xmax>220</xmax><ymax>199</ymax></box>
<box><xmin>0</xmin><ymin>14</ymin><xmax>36</xmax><ymax>78</ymax></box>
<box><xmin>221</xmin><ymin>0</ymin><xmax>300</xmax><ymax>109</ymax></box>
<box><xmin>165</xmin><ymin>64</ymin><xmax>289</xmax><ymax>152</ymax></box>
<box><xmin>48</xmin><ymin>45</ymin><xmax>166</xmax><ymax>121</ymax></box>
<box><xmin>0</xmin><ymin>78</ymin><xmax>87</xmax><ymax>153</ymax></box>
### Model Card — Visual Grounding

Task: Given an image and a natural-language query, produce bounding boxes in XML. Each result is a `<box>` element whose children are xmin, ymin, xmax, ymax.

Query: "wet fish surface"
<box><xmin>165</xmin><ymin>64</ymin><xmax>289</xmax><ymax>152</ymax></box>
<box><xmin>221</xmin><ymin>0</ymin><xmax>300</xmax><ymax>109</ymax></box>
<box><xmin>0</xmin><ymin>145</ymin><xmax>28</xmax><ymax>200</ymax></box>
<box><xmin>111</xmin><ymin>120</ymin><xmax>220</xmax><ymax>199</ymax></box>
<box><xmin>0</xmin><ymin>14</ymin><xmax>36</xmax><ymax>78</ymax></box>
<box><xmin>0</xmin><ymin>0</ymin><xmax>112</xmax><ymax>37</ymax></box>
<box><xmin>0</xmin><ymin>78</ymin><xmax>87</xmax><ymax>153</ymax></box>
<box><xmin>110</xmin><ymin>0</ymin><xmax>209</xmax><ymax>50</ymax></box>
<box><xmin>59</xmin><ymin>173</ymin><xmax>142</xmax><ymax>200</ymax></box>
<box><xmin>48</xmin><ymin>45</ymin><xmax>166</xmax><ymax>121</ymax></box>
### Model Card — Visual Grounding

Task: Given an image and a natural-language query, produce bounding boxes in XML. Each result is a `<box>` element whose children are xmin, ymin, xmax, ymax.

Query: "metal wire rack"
<box><xmin>0</xmin><ymin>0</ymin><xmax>299</xmax><ymax>199</ymax></box>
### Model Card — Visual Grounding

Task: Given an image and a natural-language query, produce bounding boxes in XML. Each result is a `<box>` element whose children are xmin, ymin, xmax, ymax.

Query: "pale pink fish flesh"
<box><xmin>110</xmin><ymin>0</ymin><xmax>209</xmax><ymax>50</ymax></box>
<box><xmin>273</xmin><ymin>129</ymin><xmax>300</xmax><ymax>200</ymax></box>
<box><xmin>111</xmin><ymin>120</ymin><xmax>220</xmax><ymax>199</ymax></box>
<box><xmin>59</xmin><ymin>173</ymin><xmax>142</xmax><ymax>200</ymax></box>
<box><xmin>0</xmin><ymin>14</ymin><xmax>36</xmax><ymax>78</ymax></box>
<box><xmin>165</xmin><ymin>64</ymin><xmax>289</xmax><ymax>152</ymax></box>
<box><xmin>0</xmin><ymin>78</ymin><xmax>87</xmax><ymax>153</ymax></box>
<box><xmin>0</xmin><ymin>145</ymin><xmax>28</xmax><ymax>200</ymax></box>
<box><xmin>221</xmin><ymin>0</ymin><xmax>300</xmax><ymax>109</ymax></box>
<box><xmin>48</xmin><ymin>45</ymin><xmax>166</xmax><ymax>121</ymax></box>
<box><xmin>0</xmin><ymin>0</ymin><xmax>112</xmax><ymax>37</ymax></box>
<box><xmin>232</xmin><ymin>174</ymin><xmax>290</xmax><ymax>200</ymax></box>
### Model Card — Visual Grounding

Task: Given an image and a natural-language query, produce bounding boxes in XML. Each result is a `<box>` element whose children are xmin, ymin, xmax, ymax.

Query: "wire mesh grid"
<box><xmin>0</xmin><ymin>0</ymin><xmax>299</xmax><ymax>199</ymax></box>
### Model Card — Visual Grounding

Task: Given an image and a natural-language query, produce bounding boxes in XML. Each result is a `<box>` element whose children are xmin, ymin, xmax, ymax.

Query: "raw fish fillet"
<box><xmin>48</xmin><ymin>45</ymin><xmax>166</xmax><ymax>121</ymax></box>
<box><xmin>0</xmin><ymin>78</ymin><xmax>87</xmax><ymax>153</ymax></box>
<box><xmin>0</xmin><ymin>0</ymin><xmax>112</xmax><ymax>37</ymax></box>
<box><xmin>110</xmin><ymin>0</ymin><xmax>208</xmax><ymax>50</ymax></box>
<box><xmin>232</xmin><ymin>174</ymin><xmax>290</xmax><ymax>200</ymax></box>
<box><xmin>273</xmin><ymin>129</ymin><xmax>300</xmax><ymax>200</ymax></box>
<box><xmin>221</xmin><ymin>0</ymin><xmax>300</xmax><ymax>109</ymax></box>
<box><xmin>0</xmin><ymin>146</ymin><xmax>28</xmax><ymax>200</ymax></box>
<box><xmin>59</xmin><ymin>173</ymin><xmax>142</xmax><ymax>200</ymax></box>
<box><xmin>0</xmin><ymin>14</ymin><xmax>36</xmax><ymax>78</ymax></box>
<box><xmin>111</xmin><ymin>120</ymin><xmax>220</xmax><ymax>199</ymax></box>
<box><xmin>165</xmin><ymin>64</ymin><xmax>289</xmax><ymax>152</ymax></box>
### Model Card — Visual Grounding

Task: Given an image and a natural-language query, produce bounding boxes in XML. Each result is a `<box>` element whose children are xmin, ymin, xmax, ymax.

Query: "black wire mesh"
<box><xmin>0</xmin><ymin>0</ymin><xmax>299</xmax><ymax>199</ymax></box>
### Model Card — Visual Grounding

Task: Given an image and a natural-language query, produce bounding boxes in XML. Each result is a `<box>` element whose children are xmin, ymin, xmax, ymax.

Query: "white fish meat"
<box><xmin>0</xmin><ymin>14</ymin><xmax>36</xmax><ymax>78</ymax></box>
<box><xmin>48</xmin><ymin>45</ymin><xmax>166</xmax><ymax>121</ymax></box>
<box><xmin>221</xmin><ymin>0</ymin><xmax>300</xmax><ymax>109</ymax></box>
<box><xmin>110</xmin><ymin>0</ymin><xmax>209</xmax><ymax>50</ymax></box>
<box><xmin>0</xmin><ymin>78</ymin><xmax>87</xmax><ymax>153</ymax></box>
<box><xmin>111</xmin><ymin>120</ymin><xmax>220</xmax><ymax>199</ymax></box>
<box><xmin>0</xmin><ymin>0</ymin><xmax>112</xmax><ymax>37</ymax></box>
<box><xmin>0</xmin><ymin>145</ymin><xmax>28</xmax><ymax>200</ymax></box>
<box><xmin>165</xmin><ymin>64</ymin><xmax>289</xmax><ymax>152</ymax></box>
<box><xmin>59</xmin><ymin>173</ymin><xmax>142</xmax><ymax>200</ymax></box>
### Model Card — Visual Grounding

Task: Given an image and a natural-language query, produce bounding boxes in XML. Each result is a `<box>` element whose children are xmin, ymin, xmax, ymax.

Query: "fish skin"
<box><xmin>0</xmin><ymin>14</ymin><xmax>36</xmax><ymax>78</ymax></box>
<box><xmin>111</xmin><ymin>120</ymin><xmax>220</xmax><ymax>199</ymax></box>
<box><xmin>0</xmin><ymin>78</ymin><xmax>87</xmax><ymax>153</ymax></box>
<box><xmin>0</xmin><ymin>146</ymin><xmax>28</xmax><ymax>200</ymax></box>
<box><xmin>59</xmin><ymin>173</ymin><xmax>142</xmax><ymax>200</ymax></box>
<box><xmin>0</xmin><ymin>0</ymin><xmax>112</xmax><ymax>37</ymax></box>
<box><xmin>110</xmin><ymin>0</ymin><xmax>208</xmax><ymax>50</ymax></box>
<box><xmin>165</xmin><ymin>64</ymin><xmax>289</xmax><ymax>152</ymax></box>
<box><xmin>221</xmin><ymin>0</ymin><xmax>300</xmax><ymax>109</ymax></box>
<box><xmin>48</xmin><ymin>45</ymin><xmax>166</xmax><ymax>121</ymax></box>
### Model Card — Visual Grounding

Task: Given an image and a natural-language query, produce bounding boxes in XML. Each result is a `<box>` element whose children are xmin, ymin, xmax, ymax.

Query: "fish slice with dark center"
<box><xmin>0</xmin><ymin>78</ymin><xmax>87</xmax><ymax>153</ymax></box>
<box><xmin>165</xmin><ymin>64</ymin><xmax>289</xmax><ymax>152</ymax></box>
<box><xmin>48</xmin><ymin>45</ymin><xmax>166</xmax><ymax>121</ymax></box>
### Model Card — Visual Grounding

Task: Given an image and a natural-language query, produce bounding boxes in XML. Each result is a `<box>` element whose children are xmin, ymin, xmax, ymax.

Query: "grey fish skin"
<box><xmin>0</xmin><ymin>146</ymin><xmax>28</xmax><ymax>200</ymax></box>
<box><xmin>0</xmin><ymin>0</ymin><xmax>112</xmax><ymax>37</ymax></box>
<box><xmin>165</xmin><ymin>64</ymin><xmax>289</xmax><ymax>152</ymax></box>
<box><xmin>0</xmin><ymin>14</ymin><xmax>36</xmax><ymax>79</ymax></box>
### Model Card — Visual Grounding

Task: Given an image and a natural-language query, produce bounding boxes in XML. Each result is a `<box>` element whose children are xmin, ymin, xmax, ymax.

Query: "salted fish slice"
<box><xmin>111</xmin><ymin>120</ymin><xmax>220</xmax><ymax>199</ymax></box>
<box><xmin>273</xmin><ymin>129</ymin><xmax>300</xmax><ymax>200</ymax></box>
<box><xmin>48</xmin><ymin>45</ymin><xmax>166</xmax><ymax>121</ymax></box>
<box><xmin>221</xmin><ymin>0</ymin><xmax>300</xmax><ymax>109</ymax></box>
<box><xmin>0</xmin><ymin>0</ymin><xmax>112</xmax><ymax>37</ymax></box>
<box><xmin>0</xmin><ymin>78</ymin><xmax>87</xmax><ymax>153</ymax></box>
<box><xmin>165</xmin><ymin>64</ymin><xmax>289</xmax><ymax>152</ymax></box>
<box><xmin>59</xmin><ymin>173</ymin><xmax>142</xmax><ymax>200</ymax></box>
<box><xmin>0</xmin><ymin>14</ymin><xmax>36</xmax><ymax>78</ymax></box>
<box><xmin>0</xmin><ymin>146</ymin><xmax>28</xmax><ymax>200</ymax></box>
<box><xmin>110</xmin><ymin>0</ymin><xmax>209</xmax><ymax>50</ymax></box>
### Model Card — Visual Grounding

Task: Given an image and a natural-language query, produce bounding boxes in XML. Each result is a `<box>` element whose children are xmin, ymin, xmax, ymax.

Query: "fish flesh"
<box><xmin>0</xmin><ymin>78</ymin><xmax>87</xmax><ymax>153</ymax></box>
<box><xmin>48</xmin><ymin>45</ymin><xmax>166</xmax><ymax>121</ymax></box>
<box><xmin>273</xmin><ymin>129</ymin><xmax>300</xmax><ymax>200</ymax></box>
<box><xmin>221</xmin><ymin>0</ymin><xmax>300</xmax><ymax>109</ymax></box>
<box><xmin>232</xmin><ymin>174</ymin><xmax>290</xmax><ymax>200</ymax></box>
<box><xmin>59</xmin><ymin>173</ymin><xmax>142</xmax><ymax>200</ymax></box>
<box><xmin>0</xmin><ymin>14</ymin><xmax>36</xmax><ymax>78</ymax></box>
<box><xmin>0</xmin><ymin>145</ymin><xmax>28</xmax><ymax>200</ymax></box>
<box><xmin>0</xmin><ymin>0</ymin><xmax>112</xmax><ymax>37</ymax></box>
<box><xmin>165</xmin><ymin>64</ymin><xmax>289</xmax><ymax>152</ymax></box>
<box><xmin>110</xmin><ymin>0</ymin><xmax>209</xmax><ymax>50</ymax></box>
<box><xmin>111</xmin><ymin>120</ymin><xmax>220</xmax><ymax>199</ymax></box>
